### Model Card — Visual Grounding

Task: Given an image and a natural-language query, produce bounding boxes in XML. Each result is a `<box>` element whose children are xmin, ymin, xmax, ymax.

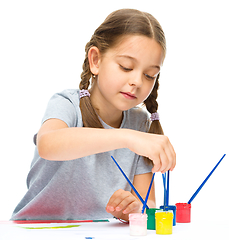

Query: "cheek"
<box><xmin>141</xmin><ymin>81</ymin><xmax>156</xmax><ymax>101</ymax></box>
<box><xmin>98</xmin><ymin>73</ymin><xmax>116</xmax><ymax>91</ymax></box>
<box><xmin>98</xmin><ymin>65</ymin><xmax>124</xmax><ymax>90</ymax></box>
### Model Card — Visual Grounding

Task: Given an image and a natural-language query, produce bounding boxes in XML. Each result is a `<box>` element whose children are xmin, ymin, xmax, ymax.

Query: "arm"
<box><xmin>132</xmin><ymin>172</ymin><xmax>156</xmax><ymax>209</ymax></box>
<box><xmin>37</xmin><ymin>118</ymin><xmax>176</xmax><ymax>173</ymax></box>
<box><xmin>37</xmin><ymin>118</ymin><xmax>129</xmax><ymax>161</ymax></box>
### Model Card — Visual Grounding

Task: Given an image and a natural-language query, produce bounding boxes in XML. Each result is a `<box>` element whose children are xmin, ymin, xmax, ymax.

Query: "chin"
<box><xmin>115</xmin><ymin>100</ymin><xmax>138</xmax><ymax>112</ymax></box>
<box><xmin>118</xmin><ymin>105</ymin><xmax>134</xmax><ymax>111</ymax></box>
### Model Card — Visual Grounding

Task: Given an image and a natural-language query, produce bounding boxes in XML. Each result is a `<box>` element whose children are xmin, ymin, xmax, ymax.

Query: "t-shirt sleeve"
<box><xmin>135</xmin><ymin>155</ymin><xmax>153</xmax><ymax>175</ymax></box>
<box><xmin>42</xmin><ymin>90</ymin><xmax>79</xmax><ymax>128</ymax></box>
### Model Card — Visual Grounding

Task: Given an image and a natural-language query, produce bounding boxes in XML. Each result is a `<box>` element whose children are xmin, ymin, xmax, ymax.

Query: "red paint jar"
<box><xmin>175</xmin><ymin>203</ymin><xmax>191</xmax><ymax>223</ymax></box>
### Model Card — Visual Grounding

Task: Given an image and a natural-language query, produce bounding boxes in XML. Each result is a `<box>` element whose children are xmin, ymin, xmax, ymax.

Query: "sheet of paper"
<box><xmin>0</xmin><ymin>219</ymin><xmax>133</xmax><ymax>240</ymax></box>
<box><xmin>0</xmin><ymin>218</ymin><xmax>228</xmax><ymax>240</ymax></box>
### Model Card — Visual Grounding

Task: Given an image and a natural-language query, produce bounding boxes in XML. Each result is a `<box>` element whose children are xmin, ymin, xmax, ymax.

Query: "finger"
<box><xmin>151</xmin><ymin>155</ymin><xmax>162</xmax><ymax>173</ymax></box>
<box><xmin>165</xmin><ymin>139</ymin><xmax>176</xmax><ymax>171</ymax></box>
<box><xmin>106</xmin><ymin>189</ymin><xmax>124</xmax><ymax>212</ymax></box>
<box><xmin>161</xmin><ymin>147</ymin><xmax>175</xmax><ymax>173</ymax></box>
<box><xmin>106</xmin><ymin>190</ymin><xmax>130</xmax><ymax>211</ymax></box>
<box><xmin>115</xmin><ymin>194</ymin><xmax>136</xmax><ymax>212</ymax></box>
<box><xmin>157</xmin><ymin>136</ymin><xmax>176</xmax><ymax>173</ymax></box>
<box><xmin>171</xmin><ymin>157</ymin><xmax>176</xmax><ymax>171</ymax></box>
<box><xmin>158</xmin><ymin>150</ymin><xmax>170</xmax><ymax>173</ymax></box>
<box><xmin>122</xmin><ymin>200</ymin><xmax>141</xmax><ymax>214</ymax></box>
<box><xmin>170</xmin><ymin>144</ymin><xmax>176</xmax><ymax>171</ymax></box>
<box><xmin>107</xmin><ymin>189</ymin><xmax>125</xmax><ymax>205</ymax></box>
<box><xmin>150</xmin><ymin>136</ymin><xmax>176</xmax><ymax>173</ymax></box>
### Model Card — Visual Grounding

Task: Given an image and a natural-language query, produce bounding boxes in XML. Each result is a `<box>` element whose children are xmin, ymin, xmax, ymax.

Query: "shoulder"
<box><xmin>124</xmin><ymin>107</ymin><xmax>150</xmax><ymax>132</ymax></box>
<box><xmin>53</xmin><ymin>89</ymin><xmax>80</xmax><ymax>103</ymax></box>
<box><xmin>48</xmin><ymin>89</ymin><xmax>81</xmax><ymax>112</ymax></box>
<box><xmin>128</xmin><ymin>106</ymin><xmax>149</xmax><ymax>120</ymax></box>
<box><xmin>42</xmin><ymin>89</ymin><xmax>82</xmax><ymax>127</ymax></box>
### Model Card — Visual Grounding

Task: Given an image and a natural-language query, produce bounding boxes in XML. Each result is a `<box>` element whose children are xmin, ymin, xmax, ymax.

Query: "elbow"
<box><xmin>37</xmin><ymin>134</ymin><xmax>55</xmax><ymax>160</ymax></box>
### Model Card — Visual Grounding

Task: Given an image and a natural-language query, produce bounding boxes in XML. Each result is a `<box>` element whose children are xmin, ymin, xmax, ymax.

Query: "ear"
<box><xmin>88</xmin><ymin>46</ymin><xmax>101</xmax><ymax>76</ymax></box>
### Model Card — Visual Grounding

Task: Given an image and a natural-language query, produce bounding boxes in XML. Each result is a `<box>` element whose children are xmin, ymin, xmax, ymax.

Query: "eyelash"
<box><xmin>144</xmin><ymin>74</ymin><xmax>156</xmax><ymax>81</ymax></box>
<box><xmin>119</xmin><ymin>65</ymin><xmax>132</xmax><ymax>72</ymax></box>
<box><xmin>119</xmin><ymin>65</ymin><xmax>156</xmax><ymax>81</ymax></box>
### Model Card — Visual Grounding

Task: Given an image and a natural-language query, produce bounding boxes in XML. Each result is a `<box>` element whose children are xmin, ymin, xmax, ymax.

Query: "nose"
<box><xmin>128</xmin><ymin>72</ymin><xmax>143</xmax><ymax>87</ymax></box>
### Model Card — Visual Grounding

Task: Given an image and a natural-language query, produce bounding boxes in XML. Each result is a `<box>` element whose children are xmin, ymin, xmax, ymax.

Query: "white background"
<box><xmin>0</xmin><ymin>0</ymin><xmax>228</xmax><ymax>224</ymax></box>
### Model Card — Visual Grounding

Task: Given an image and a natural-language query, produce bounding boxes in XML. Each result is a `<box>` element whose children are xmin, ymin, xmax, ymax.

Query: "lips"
<box><xmin>121</xmin><ymin>92</ymin><xmax>137</xmax><ymax>100</ymax></box>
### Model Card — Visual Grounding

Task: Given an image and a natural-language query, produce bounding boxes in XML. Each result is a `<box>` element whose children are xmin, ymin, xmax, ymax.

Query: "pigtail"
<box><xmin>80</xmin><ymin>42</ymin><xmax>93</xmax><ymax>90</ymax></box>
<box><xmin>143</xmin><ymin>74</ymin><xmax>164</xmax><ymax>164</ymax></box>
<box><xmin>144</xmin><ymin>74</ymin><xmax>164</xmax><ymax>135</ymax></box>
<box><xmin>79</xmin><ymin>42</ymin><xmax>103</xmax><ymax>128</ymax></box>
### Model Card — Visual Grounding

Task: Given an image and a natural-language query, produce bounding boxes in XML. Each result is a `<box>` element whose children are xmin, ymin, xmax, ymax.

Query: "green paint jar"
<box><xmin>146</xmin><ymin>208</ymin><xmax>160</xmax><ymax>230</ymax></box>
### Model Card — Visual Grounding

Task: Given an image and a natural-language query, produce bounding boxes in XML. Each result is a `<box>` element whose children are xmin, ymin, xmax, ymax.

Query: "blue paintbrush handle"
<box><xmin>187</xmin><ymin>154</ymin><xmax>226</xmax><ymax>204</ymax></box>
<box><xmin>162</xmin><ymin>173</ymin><xmax>167</xmax><ymax>211</ymax></box>
<box><xmin>162</xmin><ymin>173</ymin><xmax>166</xmax><ymax>188</ymax></box>
<box><xmin>167</xmin><ymin>170</ymin><xmax>170</xmax><ymax>206</ymax></box>
<box><xmin>111</xmin><ymin>156</ymin><xmax>149</xmax><ymax>209</ymax></box>
<box><xmin>142</xmin><ymin>173</ymin><xmax>155</xmax><ymax>213</ymax></box>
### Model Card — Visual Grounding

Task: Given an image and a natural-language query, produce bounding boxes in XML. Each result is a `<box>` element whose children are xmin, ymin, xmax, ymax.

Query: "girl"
<box><xmin>11</xmin><ymin>9</ymin><xmax>176</xmax><ymax>222</ymax></box>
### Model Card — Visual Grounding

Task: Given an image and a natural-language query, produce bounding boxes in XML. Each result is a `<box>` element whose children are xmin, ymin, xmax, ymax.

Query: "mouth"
<box><xmin>120</xmin><ymin>92</ymin><xmax>137</xmax><ymax>100</ymax></box>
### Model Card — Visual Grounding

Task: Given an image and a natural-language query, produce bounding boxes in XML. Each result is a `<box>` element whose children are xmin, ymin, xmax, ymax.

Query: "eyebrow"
<box><xmin>117</xmin><ymin>55</ymin><xmax>161</xmax><ymax>70</ymax></box>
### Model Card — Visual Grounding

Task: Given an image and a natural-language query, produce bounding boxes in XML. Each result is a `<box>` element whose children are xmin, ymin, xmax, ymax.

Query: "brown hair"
<box><xmin>79</xmin><ymin>9</ymin><xmax>165</xmax><ymax>136</ymax></box>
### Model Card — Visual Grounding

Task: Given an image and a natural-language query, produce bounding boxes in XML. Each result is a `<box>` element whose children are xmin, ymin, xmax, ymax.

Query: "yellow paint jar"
<box><xmin>155</xmin><ymin>210</ymin><xmax>173</xmax><ymax>235</ymax></box>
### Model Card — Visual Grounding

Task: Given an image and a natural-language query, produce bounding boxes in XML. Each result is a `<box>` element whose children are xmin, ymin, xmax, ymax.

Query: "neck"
<box><xmin>90</xmin><ymin>87</ymin><xmax>123</xmax><ymax>128</ymax></box>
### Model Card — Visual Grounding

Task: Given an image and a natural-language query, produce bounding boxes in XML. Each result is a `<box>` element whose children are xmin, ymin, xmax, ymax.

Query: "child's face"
<box><xmin>92</xmin><ymin>35</ymin><xmax>164</xmax><ymax>112</ymax></box>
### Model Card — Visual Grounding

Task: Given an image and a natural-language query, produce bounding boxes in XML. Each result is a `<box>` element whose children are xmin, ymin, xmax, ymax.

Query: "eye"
<box><xmin>144</xmin><ymin>73</ymin><xmax>156</xmax><ymax>81</ymax></box>
<box><xmin>119</xmin><ymin>65</ymin><xmax>133</xmax><ymax>72</ymax></box>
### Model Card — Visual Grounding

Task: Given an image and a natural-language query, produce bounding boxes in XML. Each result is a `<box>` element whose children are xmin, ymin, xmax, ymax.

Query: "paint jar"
<box><xmin>175</xmin><ymin>203</ymin><xmax>191</xmax><ymax>223</ymax></box>
<box><xmin>129</xmin><ymin>213</ymin><xmax>147</xmax><ymax>236</ymax></box>
<box><xmin>160</xmin><ymin>205</ymin><xmax>176</xmax><ymax>226</ymax></box>
<box><xmin>155</xmin><ymin>210</ymin><xmax>173</xmax><ymax>235</ymax></box>
<box><xmin>146</xmin><ymin>208</ymin><xmax>160</xmax><ymax>230</ymax></box>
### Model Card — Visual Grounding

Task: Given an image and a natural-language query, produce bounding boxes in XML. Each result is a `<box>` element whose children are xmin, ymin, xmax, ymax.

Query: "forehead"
<box><xmin>105</xmin><ymin>35</ymin><xmax>164</xmax><ymax>66</ymax></box>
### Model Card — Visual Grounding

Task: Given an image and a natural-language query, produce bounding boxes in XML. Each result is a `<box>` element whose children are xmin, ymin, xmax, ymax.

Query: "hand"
<box><xmin>126</xmin><ymin>130</ymin><xmax>176</xmax><ymax>173</ymax></box>
<box><xmin>106</xmin><ymin>189</ymin><xmax>141</xmax><ymax>221</ymax></box>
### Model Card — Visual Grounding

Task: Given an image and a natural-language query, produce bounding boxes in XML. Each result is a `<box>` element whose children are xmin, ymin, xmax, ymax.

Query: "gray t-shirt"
<box><xmin>11</xmin><ymin>89</ymin><xmax>152</xmax><ymax>220</ymax></box>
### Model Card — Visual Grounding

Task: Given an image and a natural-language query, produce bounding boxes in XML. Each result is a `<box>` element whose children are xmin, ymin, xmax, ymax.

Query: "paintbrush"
<box><xmin>142</xmin><ymin>173</ymin><xmax>155</xmax><ymax>214</ymax></box>
<box><xmin>188</xmin><ymin>154</ymin><xmax>226</xmax><ymax>204</ymax></box>
<box><xmin>111</xmin><ymin>156</ymin><xmax>149</xmax><ymax>209</ymax></box>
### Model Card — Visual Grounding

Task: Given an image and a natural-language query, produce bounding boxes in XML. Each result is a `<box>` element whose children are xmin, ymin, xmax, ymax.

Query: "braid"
<box><xmin>79</xmin><ymin>39</ymin><xmax>103</xmax><ymax>128</ymax></box>
<box><xmin>144</xmin><ymin>74</ymin><xmax>164</xmax><ymax>135</ymax></box>
<box><xmin>144</xmin><ymin>76</ymin><xmax>159</xmax><ymax>114</ymax></box>
<box><xmin>143</xmin><ymin>74</ymin><xmax>164</xmax><ymax>165</ymax></box>
<box><xmin>80</xmin><ymin>58</ymin><xmax>90</xmax><ymax>90</ymax></box>
<box><xmin>80</xmin><ymin>42</ymin><xmax>93</xmax><ymax>90</ymax></box>
<box><xmin>79</xmin><ymin>96</ymin><xmax>104</xmax><ymax>128</ymax></box>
